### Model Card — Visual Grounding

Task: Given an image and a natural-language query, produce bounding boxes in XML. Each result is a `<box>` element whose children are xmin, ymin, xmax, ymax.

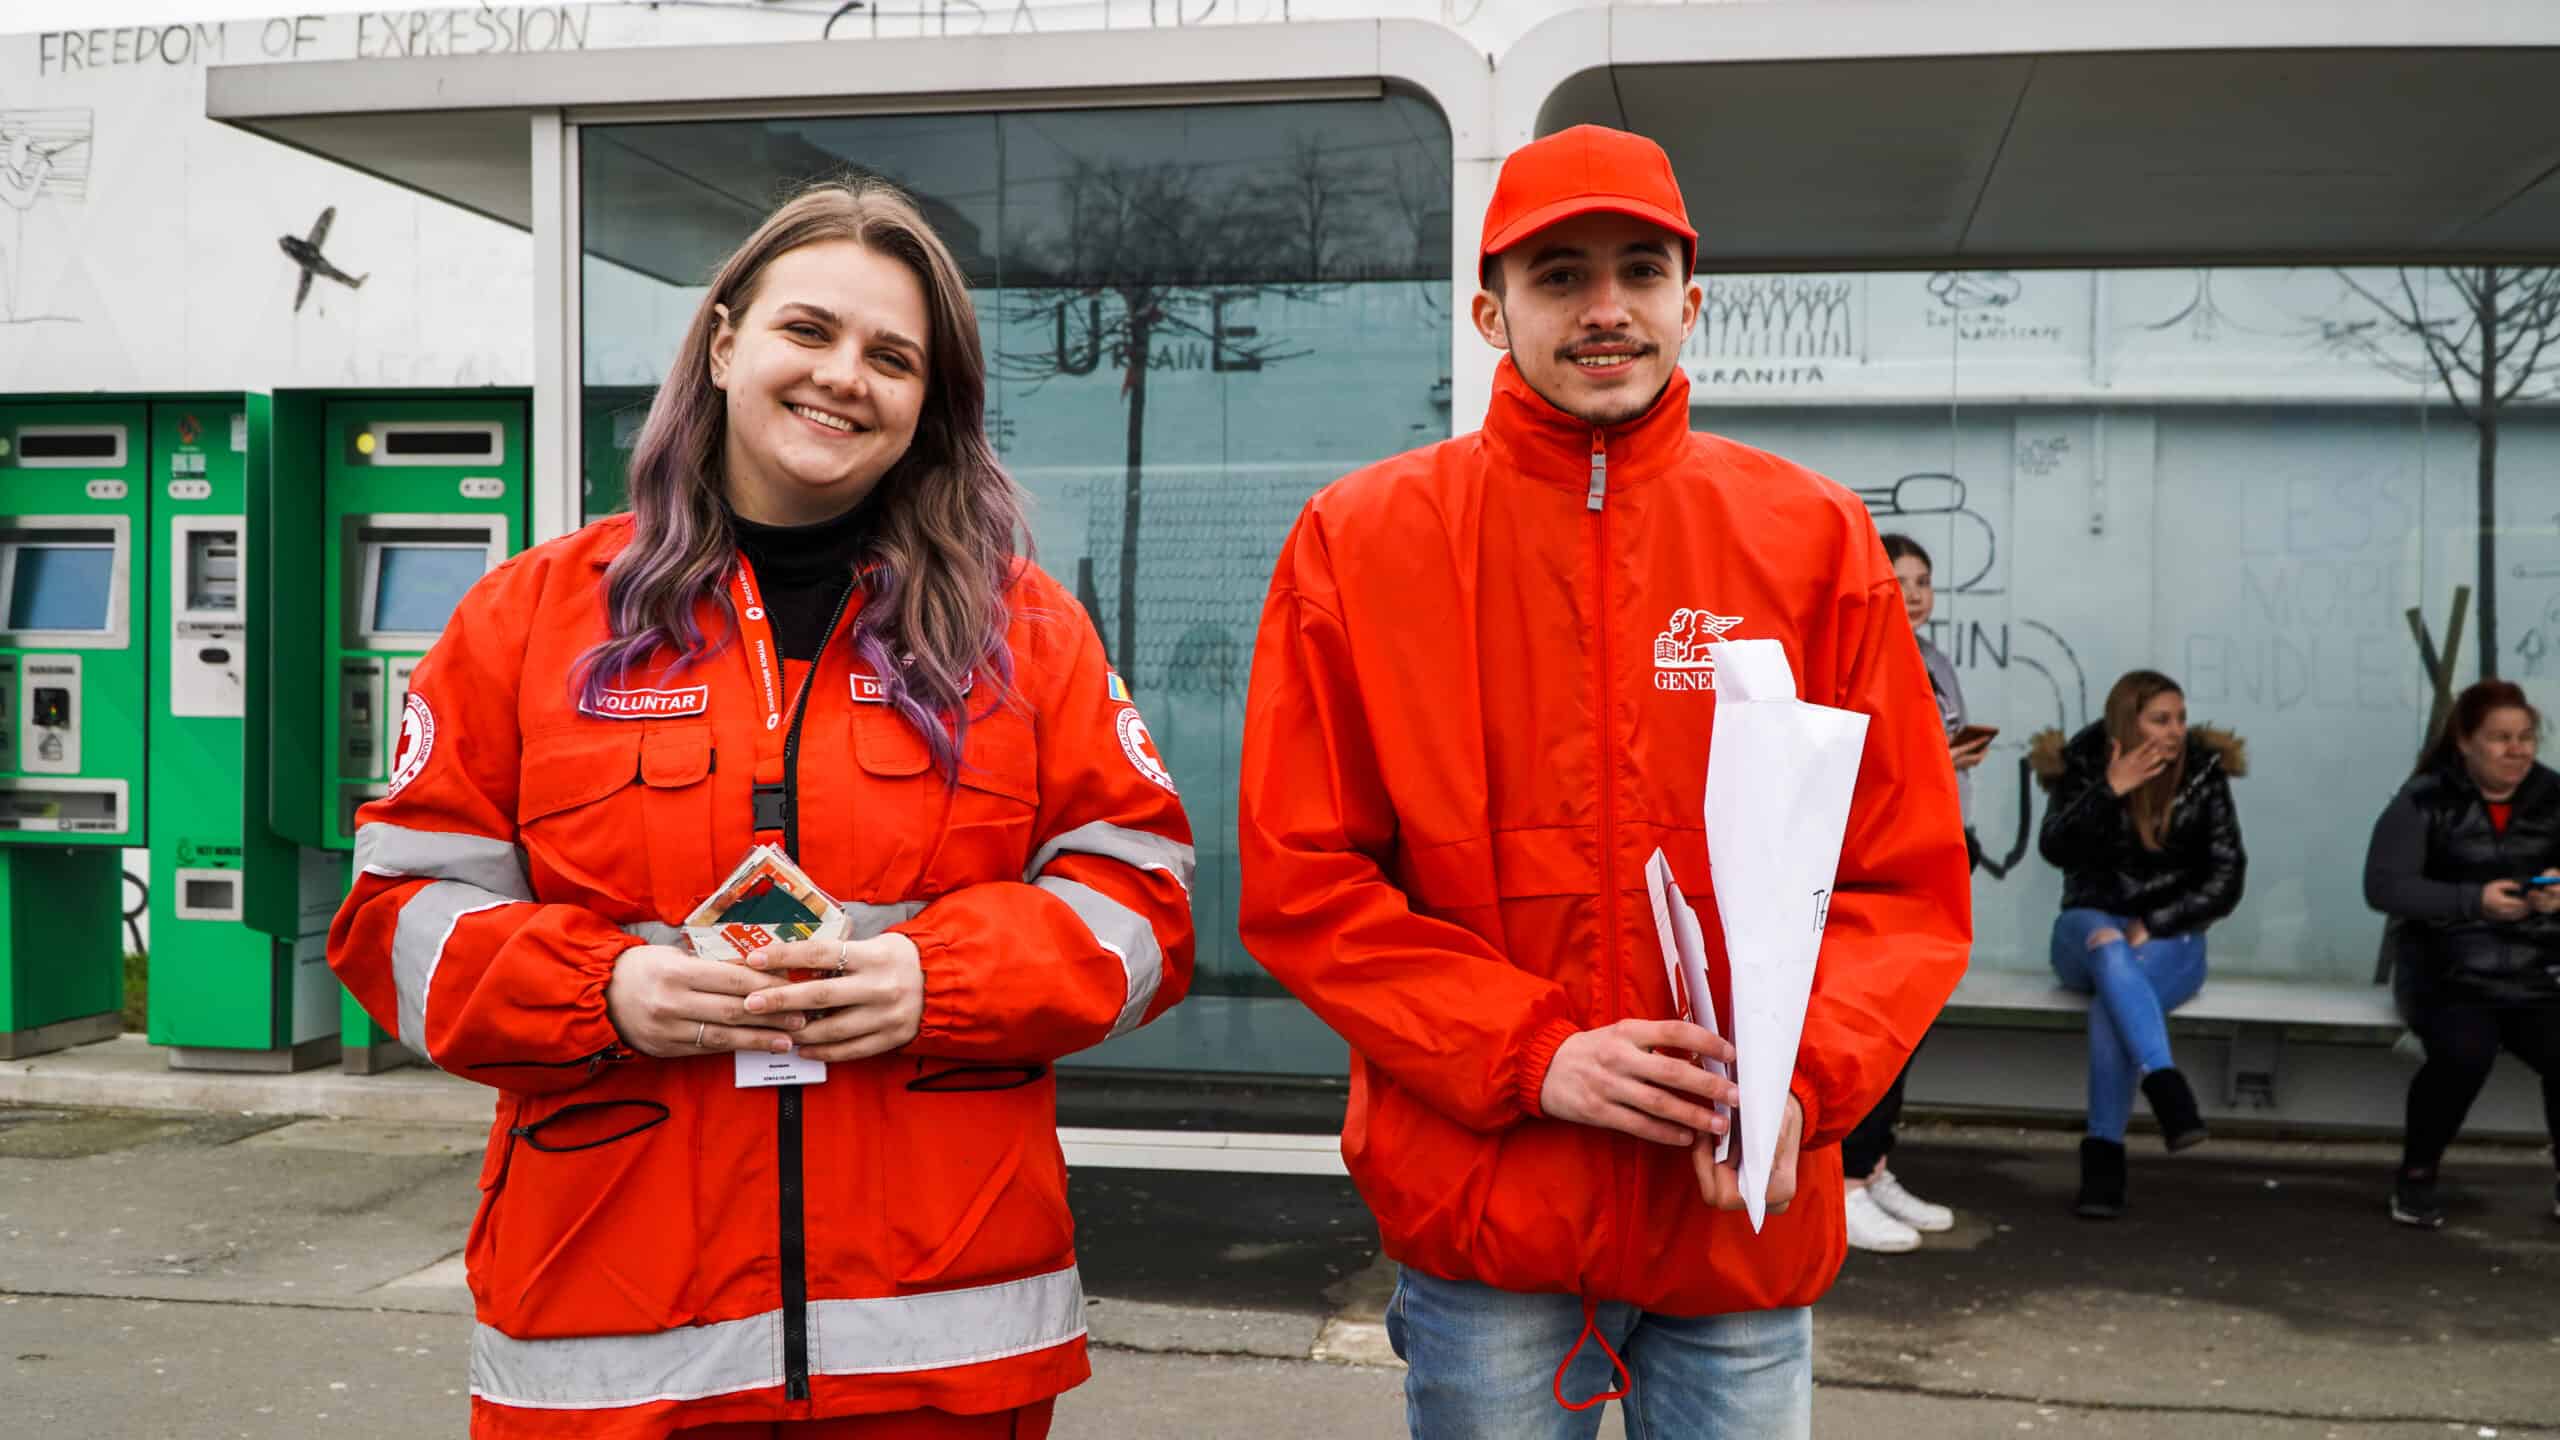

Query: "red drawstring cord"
<box><xmin>1552</xmin><ymin>1297</ymin><xmax>1632</xmax><ymax>1411</ymax></box>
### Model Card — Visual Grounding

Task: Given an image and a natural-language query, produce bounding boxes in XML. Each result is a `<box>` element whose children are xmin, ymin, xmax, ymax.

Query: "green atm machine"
<box><xmin>0</xmin><ymin>401</ymin><xmax>146</xmax><ymax>1058</ymax></box>
<box><xmin>146</xmin><ymin>397</ymin><xmax>347</xmax><ymax>1072</ymax></box>
<box><xmin>261</xmin><ymin>392</ymin><xmax>529</xmax><ymax>1072</ymax></box>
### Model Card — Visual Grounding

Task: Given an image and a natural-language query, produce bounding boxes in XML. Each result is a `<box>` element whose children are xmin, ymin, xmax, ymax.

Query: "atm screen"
<box><xmin>5</xmin><ymin>544</ymin><xmax>115</xmax><ymax>632</ymax></box>
<box><xmin>369</xmin><ymin>544</ymin><xmax>487</xmax><ymax>635</ymax></box>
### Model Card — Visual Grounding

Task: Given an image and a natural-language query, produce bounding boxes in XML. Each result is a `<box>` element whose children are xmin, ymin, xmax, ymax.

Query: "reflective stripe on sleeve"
<box><xmin>844</xmin><ymin>899</ymin><xmax>926</xmax><ymax>937</ymax></box>
<box><xmin>1033</xmin><ymin>877</ymin><xmax>1162</xmax><ymax>1037</ymax></box>
<box><xmin>469</xmin><ymin>1265</ymin><xmax>1085</xmax><ymax>1410</ymax></box>
<box><xmin>391</xmin><ymin>880</ymin><xmax>522</xmax><ymax>1061</ymax></box>
<box><xmin>1025</xmin><ymin>820</ymin><xmax>1195</xmax><ymax>893</ymax></box>
<box><xmin>356</xmin><ymin>822</ymin><xmax>533</xmax><ymax>901</ymax></box>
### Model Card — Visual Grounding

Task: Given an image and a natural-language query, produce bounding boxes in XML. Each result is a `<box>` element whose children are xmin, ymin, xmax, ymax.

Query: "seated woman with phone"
<box><xmin>1839</xmin><ymin>534</ymin><xmax>1987</xmax><ymax>1254</ymax></box>
<box><xmin>2365</xmin><ymin>679</ymin><xmax>2560</xmax><ymax>1229</ymax></box>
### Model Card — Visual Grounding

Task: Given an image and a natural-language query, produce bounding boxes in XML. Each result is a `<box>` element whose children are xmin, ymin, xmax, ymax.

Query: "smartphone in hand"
<box><xmin>1951</xmin><ymin>724</ymin><xmax>2000</xmax><ymax>748</ymax></box>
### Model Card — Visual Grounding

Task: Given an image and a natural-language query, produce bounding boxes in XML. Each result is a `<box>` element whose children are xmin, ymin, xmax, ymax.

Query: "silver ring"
<box><xmin>832</xmin><ymin>940</ymin><xmax>851</xmax><ymax>975</ymax></box>
<box><xmin>694</xmin><ymin>1021</ymin><xmax>709</xmax><ymax>1049</ymax></box>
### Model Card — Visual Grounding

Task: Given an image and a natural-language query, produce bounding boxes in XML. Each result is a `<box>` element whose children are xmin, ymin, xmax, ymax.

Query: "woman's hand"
<box><xmin>740</xmin><ymin>933</ymin><xmax>926</xmax><ymax>1063</ymax></box>
<box><xmin>1950</xmin><ymin>732</ymin><xmax>1993</xmax><ymax>772</ymax></box>
<box><xmin>605</xmin><ymin>943</ymin><xmax>808</xmax><ymax>1058</ymax></box>
<box><xmin>2531</xmin><ymin>871</ymin><xmax>2560</xmax><ymax>917</ymax></box>
<box><xmin>2106</xmin><ymin>736</ymin><xmax>2177</xmax><ymax>796</ymax></box>
<box><xmin>2481</xmin><ymin>878</ymin><xmax>2531</xmax><ymax>923</ymax></box>
<box><xmin>2123</xmin><ymin>920</ymin><xmax>2152</xmax><ymax>949</ymax></box>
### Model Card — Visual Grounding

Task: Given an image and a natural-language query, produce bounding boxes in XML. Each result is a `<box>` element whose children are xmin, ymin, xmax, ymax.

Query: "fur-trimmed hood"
<box><xmin>2028</xmin><ymin>720</ymin><xmax>2248</xmax><ymax>792</ymax></box>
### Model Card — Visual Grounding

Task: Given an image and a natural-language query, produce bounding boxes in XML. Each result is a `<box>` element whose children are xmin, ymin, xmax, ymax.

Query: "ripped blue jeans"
<box><xmin>2049</xmin><ymin>908</ymin><xmax>2208</xmax><ymax>1142</ymax></box>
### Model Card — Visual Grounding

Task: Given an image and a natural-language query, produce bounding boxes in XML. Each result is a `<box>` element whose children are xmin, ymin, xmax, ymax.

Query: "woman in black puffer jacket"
<box><xmin>2365</xmin><ymin>680</ymin><xmax>2560</xmax><ymax>1230</ymax></box>
<box><xmin>2031</xmin><ymin>669</ymin><xmax>2248</xmax><ymax>1219</ymax></box>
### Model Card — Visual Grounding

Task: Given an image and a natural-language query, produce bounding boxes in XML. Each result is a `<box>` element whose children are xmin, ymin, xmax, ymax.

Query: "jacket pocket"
<box><xmin>880</xmin><ymin>1083</ymin><xmax>1072</xmax><ymax>1290</ymax></box>
<box><xmin>471</xmin><ymin>1080</ymin><xmax>697</xmax><ymax>1337</ymax></box>
<box><xmin>518</xmin><ymin>722</ymin><xmax>717</xmax><ymax>918</ymax></box>
<box><xmin>850</xmin><ymin>704</ymin><xmax>1041</xmax><ymax>897</ymax></box>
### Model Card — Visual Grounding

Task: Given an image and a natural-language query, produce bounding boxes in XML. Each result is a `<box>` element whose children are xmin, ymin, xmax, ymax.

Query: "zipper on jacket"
<box><xmin>1590</xmin><ymin>431</ymin><xmax>1632</xmax><ymax>1285</ymax></box>
<box><xmin>776</xmin><ymin>576</ymin><xmax>860</xmax><ymax>1404</ymax></box>
<box><xmin>1590</xmin><ymin>434</ymin><xmax>1619</xmax><ymax>1025</ymax></box>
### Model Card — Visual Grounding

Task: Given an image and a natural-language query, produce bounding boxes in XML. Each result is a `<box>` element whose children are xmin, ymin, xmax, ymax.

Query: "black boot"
<box><xmin>2140</xmin><ymin>1067</ymin><xmax>2210</xmax><ymax>1152</ymax></box>
<box><xmin>2076</xmin><ymin>1137</ymin><xmax>2127</xmax><ymax>1219</ymax></box>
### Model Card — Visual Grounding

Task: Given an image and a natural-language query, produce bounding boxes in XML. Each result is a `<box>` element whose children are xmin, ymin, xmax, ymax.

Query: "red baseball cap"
<box><xmin>1479</xmin><ymin>125</ymin><xmax>1697</xmax><ymax>282</ymax></box>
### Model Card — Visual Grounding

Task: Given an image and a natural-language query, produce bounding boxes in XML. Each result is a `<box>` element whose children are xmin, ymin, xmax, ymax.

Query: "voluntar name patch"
<box><xmin>583</xmin><ymin>684</ymin><xmax>711</xmax><ymax>720</ymax></box>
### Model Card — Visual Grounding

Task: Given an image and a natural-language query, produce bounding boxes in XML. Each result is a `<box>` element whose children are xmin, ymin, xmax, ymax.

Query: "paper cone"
<box><xmin>1702</xmin><ymin>639</ymin><xmax>1868</xmax><ymax>1230</ymax></box>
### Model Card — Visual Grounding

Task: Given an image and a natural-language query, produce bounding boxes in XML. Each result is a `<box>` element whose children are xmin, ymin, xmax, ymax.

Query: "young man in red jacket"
<box><xmin>1238</xmin><ymin>125</ymin><xmax>1972</xmax><ymax>1436</ymax></box>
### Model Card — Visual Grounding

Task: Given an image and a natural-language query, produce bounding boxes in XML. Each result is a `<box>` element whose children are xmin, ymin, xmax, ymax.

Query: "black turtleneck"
<box><xmin>728</xmin><ymin>502</ymin><xmax>870</xmax><ymax>662</ymax></box>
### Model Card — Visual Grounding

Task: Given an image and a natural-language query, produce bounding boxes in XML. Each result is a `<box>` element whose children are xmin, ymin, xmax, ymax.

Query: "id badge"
<box><xmin>736</xmin><ymin>1048</ymin><xmax>828</xmax><ymax>1088</ymax></box>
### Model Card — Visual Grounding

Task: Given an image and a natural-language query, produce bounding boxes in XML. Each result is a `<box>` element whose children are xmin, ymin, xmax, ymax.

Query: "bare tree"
<box><xmin>1380</xmin><ymin>148</ymin><xmax>1453</xmax><ymax>323</ymax></box>
<box><xmin>996</xmin><ymin>154</ymin><xmax>1335</xmax><ymax>672</ymax></box>
<box><xmin>2336</xmin><ymin>266</ymin><xmax>2560</xmax><ymax>677</ymax></box>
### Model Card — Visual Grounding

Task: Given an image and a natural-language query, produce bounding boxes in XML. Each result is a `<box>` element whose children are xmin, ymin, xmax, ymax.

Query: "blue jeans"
<box><xmin>2049</xmin><ymin>908</ymin><xmax>2209</xmax><ymax>1142</ymax></box>
<box><xmin>1384</xmin><ymin>1267</ymin><xmax>1812</xmax><ymax>1440</ymax></box>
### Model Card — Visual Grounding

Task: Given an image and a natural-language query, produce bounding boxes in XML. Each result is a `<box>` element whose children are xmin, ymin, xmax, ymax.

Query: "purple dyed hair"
<box><xmin>573</xmin><ymin>176</ymin><xmax>1029</xmax><ymax>777</ymax></box>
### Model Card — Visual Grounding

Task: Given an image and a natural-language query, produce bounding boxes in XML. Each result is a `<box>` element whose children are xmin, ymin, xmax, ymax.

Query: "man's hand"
<box><xmin>2528</xmin><ymin>871</ymin><xmax>2560</xmax><ymax>917</ymax></box>
<box><xmin>1691</xmin><ymin>1094</ymin><xmax>1805</xmax><ymax>1216</ymax></box>
<box><xmin>1538</xmin><ymin>1019</ymin><xmax>1737</xmax><ymax>1146</ymax></box>
<box><xmin>741</xmin><ymin>933</ymin><xmax>926</xmax><ymax>1063</ymax></box>
<box><xmin>2482</xmin><ymin>878</ymin><xmax>2531</xmax><ymax>923</ymax></box>
<box><xmin>605</xmin><ymin>943</ymin><xmax>806</xmax><ymax>1058</ymax></box>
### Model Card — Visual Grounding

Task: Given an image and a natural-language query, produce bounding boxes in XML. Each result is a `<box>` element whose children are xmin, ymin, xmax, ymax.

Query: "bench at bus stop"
<box><xmin>1921</xmin><ymin>966</ymin><xmax>2422</xmax><ymax>1130</ymax></box>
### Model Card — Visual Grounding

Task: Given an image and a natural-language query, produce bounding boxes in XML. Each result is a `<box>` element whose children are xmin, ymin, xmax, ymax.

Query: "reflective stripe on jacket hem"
<box><xmin>468</xmin><ymin>1265</ymin><xmax>1086</xmax><ymax>1410</ymax></box>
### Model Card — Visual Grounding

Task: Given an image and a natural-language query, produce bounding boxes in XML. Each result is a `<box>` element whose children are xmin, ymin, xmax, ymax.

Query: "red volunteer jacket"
<box><xmin>330</xmin><ymin>517</ymin><xmax>1194</xmax><ymax>1438</ymax></box>
<box><xmin>1239</xmin><ymin>359</ymin><xmax>1970</xmax><ymax>1314</ymax></box>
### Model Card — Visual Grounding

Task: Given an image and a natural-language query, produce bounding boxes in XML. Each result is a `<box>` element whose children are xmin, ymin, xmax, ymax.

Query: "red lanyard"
<box><xmin>728</xmin><ymin>556</ymin><xmax>814</xmax><ymax>736</ymax></box>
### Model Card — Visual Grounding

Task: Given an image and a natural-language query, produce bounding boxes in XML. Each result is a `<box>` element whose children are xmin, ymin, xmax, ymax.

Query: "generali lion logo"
<box><xmin>1654</xmin><ymin>608</ymin><xmax>1744</xmax><ymax>691</ymax></box>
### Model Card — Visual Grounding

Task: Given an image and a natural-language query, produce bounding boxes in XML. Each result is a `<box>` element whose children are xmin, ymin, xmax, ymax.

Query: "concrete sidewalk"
<box><xmin>4</xmin><ymin>1039</ymin><xmax>2557</xmax><ymax>1437</ymax></box>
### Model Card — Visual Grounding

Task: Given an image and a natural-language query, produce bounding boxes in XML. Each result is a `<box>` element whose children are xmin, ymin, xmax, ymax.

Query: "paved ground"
<box><xmin>2</xmin><ymin>1057</ymin><xmax>2556</xmax><ymax>1438</ymax></box>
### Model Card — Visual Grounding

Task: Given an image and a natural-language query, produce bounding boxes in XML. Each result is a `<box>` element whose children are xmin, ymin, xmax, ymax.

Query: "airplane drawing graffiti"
<box><xmin>280</xmin><ymin>206</ymin><xmax>368</xmax><ymax>313</ymax></box>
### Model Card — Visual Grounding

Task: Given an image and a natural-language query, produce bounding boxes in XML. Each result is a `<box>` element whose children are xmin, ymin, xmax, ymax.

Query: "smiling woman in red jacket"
<box><xmin>328</xmin><ymin>178</ymin><xmax>1195</xmax><ymax>1440</ymax></box>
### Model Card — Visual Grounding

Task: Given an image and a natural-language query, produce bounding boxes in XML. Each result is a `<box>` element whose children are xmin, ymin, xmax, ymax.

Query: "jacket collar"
<box><xmin>2434</xmin><ymin>756</ymin><xmax>2559</xmax><ymax>810</ymax></box>
<box><xmin>1479</xmin><ymin>354</ymin><xmax>1695</xmax><ymax>496</ymax></box>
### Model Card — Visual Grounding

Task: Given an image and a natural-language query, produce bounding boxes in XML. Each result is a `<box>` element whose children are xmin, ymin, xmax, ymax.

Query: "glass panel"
<box><xmin>1702</xmin><ymin>264</ymin><xmax>2513</xmax><ymax>986</ymax></box>
<box><xmin>7</xmin><ymin>544</ymin><xmax>114</xmax><ymax>631</ymax></box>
<box><xmin>581</xmin><ymin>96</ymin><xmax>1454</xmax><ymax>1027</ymax></box>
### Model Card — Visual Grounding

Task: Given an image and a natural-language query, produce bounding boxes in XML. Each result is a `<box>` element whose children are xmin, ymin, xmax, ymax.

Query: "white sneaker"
<box><xmin>1844</xmin><ymin>1185</ymin><xmax>1921</xmax><ymax>1253</ymax></box>
<box><xmin>1867</xmin><ymin>1169</ymin><xmax>1955</xmax><ymax>1233</ymax></box>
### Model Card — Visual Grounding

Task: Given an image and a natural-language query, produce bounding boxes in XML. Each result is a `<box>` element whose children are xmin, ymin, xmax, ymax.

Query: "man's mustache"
<box><xmin>1557</xmin><ymin>337</ymin><xmax>1659</xmax><ymax>361</ymax></box>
